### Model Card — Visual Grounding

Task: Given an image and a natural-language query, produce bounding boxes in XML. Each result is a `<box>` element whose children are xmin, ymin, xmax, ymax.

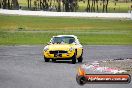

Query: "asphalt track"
<box><xmin>0</xmin><ymin>45</ymin><xmax>132</xmax><ymax>88</ymax></box>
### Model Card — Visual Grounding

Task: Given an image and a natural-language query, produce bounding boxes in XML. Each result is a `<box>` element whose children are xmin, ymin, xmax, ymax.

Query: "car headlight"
<box><xmin>43</xmin><ymin>46</ymin><xmax>49</xmax><ymax>52</ymax></box>
<box><xmin>69</xmin><ymin>47</ymin><xmax>74</xmax><ymax>52</ymax></box>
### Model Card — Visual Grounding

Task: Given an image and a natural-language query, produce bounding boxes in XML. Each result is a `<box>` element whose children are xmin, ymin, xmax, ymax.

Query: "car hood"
<box><xmin>47</xmin><ymin>44</ymin><xmax>74</xmax><ymax>51</ymax></box>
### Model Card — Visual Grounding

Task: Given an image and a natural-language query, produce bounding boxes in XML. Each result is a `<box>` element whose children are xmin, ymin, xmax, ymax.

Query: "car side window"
<box><xmin>69</xmin><ymin>38</ymin><xmax>75</xmax><ymax>44</ymax></box>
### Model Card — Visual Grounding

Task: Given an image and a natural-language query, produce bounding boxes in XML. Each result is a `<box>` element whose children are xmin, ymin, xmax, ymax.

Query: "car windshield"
<box><xmin>52</xmin><ymin>37</ymin><xmax>75</xmax><ymax>44</ymax></box>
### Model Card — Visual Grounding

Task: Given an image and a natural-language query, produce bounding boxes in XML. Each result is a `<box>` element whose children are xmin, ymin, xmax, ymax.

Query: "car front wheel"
<box><xmin>76</xmin><ymin>75</ymin><xmax>87</xmax><ymax>85</ymax></box>
<box><xmin>52</xmin><ymin>59</ymin><xmax>56</xmax><ymax>62</ymax></box>
<box><xmin>44</xmin><ymin>56</ymin><xmax>49</xmax><ymax>62</ymax></box>
<box><xmin>78</xmin><ymin>54</ymin><xmax>83</xmax><ymax>63</ymax></box>
<box><xmin>71</xmin><ymin>53</ymin><xmax>76</xmax><ymax>64</ymax></box>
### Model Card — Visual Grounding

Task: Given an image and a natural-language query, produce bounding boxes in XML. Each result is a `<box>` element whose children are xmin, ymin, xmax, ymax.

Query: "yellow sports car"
<box><xmin>43</xmin><ymin>35</ymin><xmax>83</xmax><ymax>64</ymax></box>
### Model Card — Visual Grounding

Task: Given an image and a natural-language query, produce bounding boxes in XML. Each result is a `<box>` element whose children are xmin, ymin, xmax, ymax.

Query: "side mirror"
<box><xmin>72</xmin><ymin>42</ymin><xmax>77</xmax><ymax>45</ymax></box>
<box><xmin>47</xmin><ymin>42</ymin><xmax>51</xmax><ymax>45</ymax></box>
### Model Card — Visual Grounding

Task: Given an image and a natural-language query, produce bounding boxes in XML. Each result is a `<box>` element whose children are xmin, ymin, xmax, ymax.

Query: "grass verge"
<box><xmin>0</xmin><ymin>15</ymin><xmax>132</xmax><ymax>45</ymax></box>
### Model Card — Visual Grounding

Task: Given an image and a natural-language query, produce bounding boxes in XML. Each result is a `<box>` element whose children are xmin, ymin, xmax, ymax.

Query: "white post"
<box><xmin>131</xmin><ymin>11</ymin><xmax>132</xmax><ymax>20</ymax></box>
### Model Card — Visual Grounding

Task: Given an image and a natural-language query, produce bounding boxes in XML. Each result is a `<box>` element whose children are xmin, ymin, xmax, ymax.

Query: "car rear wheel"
<box><xmin>44</xmin><ymin>56</ymin><xmax>49</xmax><ymax>62</ymax></box>
<box><xmin>72</xmin><ymin>53</ymin><xmax>76</xmax><ymax>64</ymax></box>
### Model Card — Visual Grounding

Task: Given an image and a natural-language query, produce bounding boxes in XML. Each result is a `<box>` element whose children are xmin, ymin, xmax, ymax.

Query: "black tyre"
<box><xmin>72</xmin><ymin>53</ymin><xmax>76</xmax><ymax>64</ymax></box>
<box><xmin>44</xmin><ymin>56</ymin><xmax>49</xmax><ymax>62</ymax></box>
<box><xmin>78</xmin><ymin>49</ymin><xmax>83</xmax><ymax>63</ymax></box>
<box><xmin>76</xmin><ymin>75</ymin><xmax>87</xmax><ymax>85</ymax></box>
<box><xmin>78</xmin><ymin>54</ymin><xmax>83</xmax><ymax>63</ymax></box>
<box><xmin>52</xmin><ymin>59</ymin><xmax>56</xmax><ymax>62</ymax></box>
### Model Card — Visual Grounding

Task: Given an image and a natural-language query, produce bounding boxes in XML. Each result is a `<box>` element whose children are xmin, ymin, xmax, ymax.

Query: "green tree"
<box><xmin>27</xmin><ymin>0</ymin><xmax>31</xmax><ymax>8</ymax></box>
<box><xmin>12</xmin><ymin>0</ymin><xmax>19</xmax><ymax>9</ymax></box>
<box><xmin>96</xmin><ymin>0</ymin><xmax>99</xmax><ymax>12</ymax></box>
<box><xmin>3</xmin><ymin>0</ymin><xmax>7</xmax><ymax>9</ymax></box>
<box><xmin>0</xmin><ymin>0</ymin><xmax>2</xmax><ymax>8</ymax></box>
<box><xmin>86</xmin><ymin>0</ymin><xmax>90</xmax><ymax>12</ymax></box>
<box><xmin>7</xmin><ymin>0</ymin><xmax>11</xmax><ymax>9</ymax></box>
<box><xmin>57</xmin><ymin>0</ymin><xmax>61</xmax><ymax>12</ymax></box>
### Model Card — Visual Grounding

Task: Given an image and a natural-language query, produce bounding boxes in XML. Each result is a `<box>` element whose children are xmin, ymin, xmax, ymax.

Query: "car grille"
<box><xmin>49</xmin><ymin>50</ymin><xmax>68</xmax><ymax>54</ymax></box>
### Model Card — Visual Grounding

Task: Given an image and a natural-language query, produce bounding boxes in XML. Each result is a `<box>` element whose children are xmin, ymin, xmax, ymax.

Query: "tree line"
<box><xmin>0</xmin><ymin>0</ymin><xmax>19</xmax><ymax>9</ymax></box>
<box><xmin>0</xmin><ymin>0</ymin><xmax>131</xmax><ymax>12</ymax></box>
<box><xmin>26</xmin><ymin>0</ymin><xmax>110</xmax><ymax>12</ymax></box>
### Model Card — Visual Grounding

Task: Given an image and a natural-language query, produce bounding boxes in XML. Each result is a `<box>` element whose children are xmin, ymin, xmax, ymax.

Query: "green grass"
<box><xmin>0</xmin><ymin>15</ymin><xmax>132</xmax><ymax>31</ymax></box>
<box><xmin>0</xmin><ymin>15</ymin><xmax>132</xmax><ymax>45</ymax></box>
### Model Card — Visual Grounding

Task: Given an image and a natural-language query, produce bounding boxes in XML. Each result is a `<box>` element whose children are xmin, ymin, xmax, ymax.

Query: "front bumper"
<box><xmin>43</xmin><ymin>50</ymin><xmax>75</xmax><ymax>59</ymax></box>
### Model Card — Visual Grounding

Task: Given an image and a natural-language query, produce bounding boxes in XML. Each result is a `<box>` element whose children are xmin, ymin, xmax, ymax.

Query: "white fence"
<box><xmin>0</xmin><ymin>9</ymin><xmax>131</xmax><ymax>19</ymax></box>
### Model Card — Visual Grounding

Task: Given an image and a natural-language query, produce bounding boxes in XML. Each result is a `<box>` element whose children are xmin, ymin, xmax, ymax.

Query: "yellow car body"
<box><xmin>43</xmin><ymin>35</ymin><xmax>83</xmax><ymax>64</ymax></box>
